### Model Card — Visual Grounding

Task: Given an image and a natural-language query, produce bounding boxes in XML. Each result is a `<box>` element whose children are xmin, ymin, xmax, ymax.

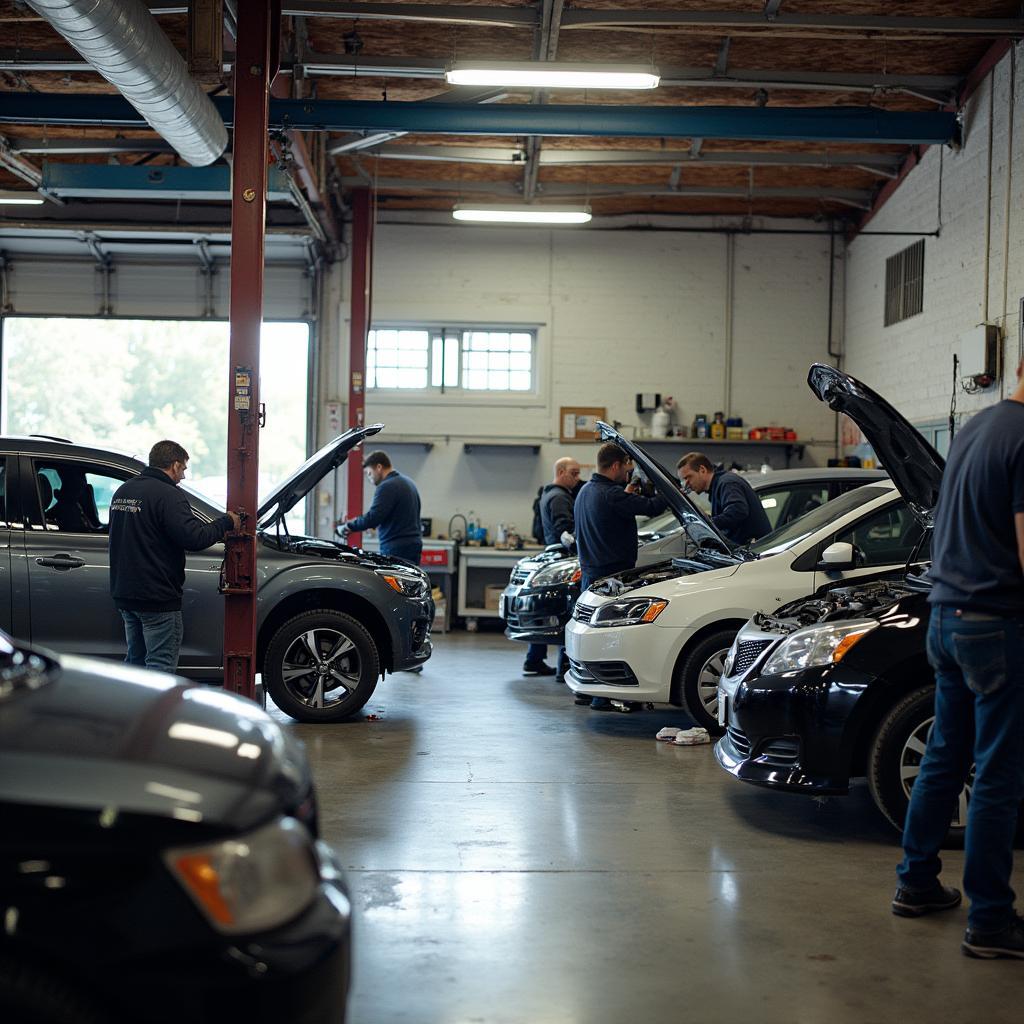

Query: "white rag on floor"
<box><xmin>672</xmin><ymin>727</ymin><xmax>711</xmax><ymax>746</ymax></box>
<box><xmin>655</xmin><ymin>727</ymin><xmax>682</xmax><ymax>741</ymax></box>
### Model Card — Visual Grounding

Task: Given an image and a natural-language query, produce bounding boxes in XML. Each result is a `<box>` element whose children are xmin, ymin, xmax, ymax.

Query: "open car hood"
<box><xmin>258</xmin><ymin>423</ymin><xmax>384</xmax><ymax>528</ymax></box>
<box><xmin>807</xmin><ymin>364</ymin><xmax>943</xmax><ymax>528</ymax></box>
<box><xmin>597</xmin><ymin>422</ymin><xmax>734</xmax><ymax>556</ymax></box>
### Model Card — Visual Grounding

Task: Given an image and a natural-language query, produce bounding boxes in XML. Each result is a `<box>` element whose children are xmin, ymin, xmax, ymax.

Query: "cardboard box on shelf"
<box><xmin>484</xmin><ymin>585</ymin><xmax>504</xmax><ymax>611</ymax></box>
<box><xmin>432</xmin><ymin>599</ymin><xmax>447</xmax><ymax>630</ymax></box>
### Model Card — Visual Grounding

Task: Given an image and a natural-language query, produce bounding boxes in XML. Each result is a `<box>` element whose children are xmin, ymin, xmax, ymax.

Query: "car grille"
<box><xmin>727</xmin><ymin>726</ymin><xmax>752</xmax><ymax>758</ymax></box>
<box><xmin>568</xmin><ymin>659</ymin><xmax>638</xmax><ymax>686</ymax></box>
<box><xmin>510</xmin><ymin>567</ymin><xmax>532</xmax><ymax>585</ymax></box>
<box><xmin>760</xmin><ymin>738</ymin><xmax>800</xmax><ymax>766</ymax></box>
<box><xmin>574</xmin><ymin>604</ymin><xmax>596</xmax><ymax>624</ymax></box>
<box><xmin>733</xmin><ymin>639</ymin><xmax>773</xmax><ymax>675</ymax></box>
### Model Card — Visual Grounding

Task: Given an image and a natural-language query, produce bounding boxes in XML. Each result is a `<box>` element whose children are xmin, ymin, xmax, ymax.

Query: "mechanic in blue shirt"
<box><xmin>341</xmin><ymin>450</ymin><xmax>423</xmax><ymax>565</ymax></box>
<box><xmin>892</xmin><ymin>372</ymin><xmax>1024</xmax><ymax>959</ymax></box>
<box><xmin>676</xmin><ymin>452</ymin><xmax>771</xmax><ymax>545</ymax></box>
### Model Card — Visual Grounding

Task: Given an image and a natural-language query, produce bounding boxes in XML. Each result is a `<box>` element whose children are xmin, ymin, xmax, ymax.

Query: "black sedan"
<box><xmin>0</xmin><ymin>632</ymin><xmax>351</xmax><ymax>1023</ymax></box>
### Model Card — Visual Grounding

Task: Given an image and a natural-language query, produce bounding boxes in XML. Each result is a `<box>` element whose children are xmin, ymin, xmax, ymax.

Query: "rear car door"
<box><xmin>22</xmin><ymin>455</ymin><xmax>131</xmax><ymax>658</ymax></box>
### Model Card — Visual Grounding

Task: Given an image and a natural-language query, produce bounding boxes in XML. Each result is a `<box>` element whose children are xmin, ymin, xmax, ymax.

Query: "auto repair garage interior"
<box><xmin>2</xmin><ymin>1</ymin><xmax>1024</xmax><ymax>1022</ymax></box>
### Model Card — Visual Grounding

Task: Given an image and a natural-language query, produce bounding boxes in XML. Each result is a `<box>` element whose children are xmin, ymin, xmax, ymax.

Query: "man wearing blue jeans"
<box><xmin>109</xmin><ymin>440</ymin><xmax>238</xmax><ymax>674</ymax></box>
<box><xmin>893</xmin><ymin>368</ymin><xmax>1024</xmax><ymax>960</ymax></box>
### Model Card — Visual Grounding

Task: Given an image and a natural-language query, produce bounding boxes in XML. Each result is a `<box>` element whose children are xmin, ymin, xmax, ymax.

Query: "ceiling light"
<box><xmin>445</xmin><ymin>62</ymin><xmax>660</xmax><ymax>90</ymax></box>
<box><xmin>0</xmin><ymin>190</ymin><xmax>44</xmax><ymax>205</ymax></box>
<box><xmin>453</xmin><ymin>205</ymin><xmax>592</xmax><ymax>225</ymax></box>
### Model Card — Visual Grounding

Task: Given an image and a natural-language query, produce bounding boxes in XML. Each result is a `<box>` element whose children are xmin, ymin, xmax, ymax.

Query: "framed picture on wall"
<box><xmin>559</xmin><ymin>406</ymin><xmax>607</xmax><ymax>443</ymax></box>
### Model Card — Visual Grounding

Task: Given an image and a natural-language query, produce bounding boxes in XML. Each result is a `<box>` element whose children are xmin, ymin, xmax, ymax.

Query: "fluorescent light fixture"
<box><xmin>445</xmin><ymin>61</ymin><xmax>660</xmax><ymax>90</ymax></box>
<box><xmin>0</xmin><ymin>190</ymin><xmax>44</xmax><ymax>205</ymax></box>
<box><xmin>453</xmin><ymin>205</ymin><xmax>592</xmax><ymax>225</ymax></box>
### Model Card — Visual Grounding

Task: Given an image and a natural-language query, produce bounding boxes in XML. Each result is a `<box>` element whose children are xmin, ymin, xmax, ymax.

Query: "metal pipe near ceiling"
<box><xmin>23</xmin><ymin>0</ymin><xmax>227</xmax><ymax>167</ymax></box>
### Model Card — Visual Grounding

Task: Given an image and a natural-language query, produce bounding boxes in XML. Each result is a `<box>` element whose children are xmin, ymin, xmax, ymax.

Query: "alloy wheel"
<box><xmin>280</xmin><ymin>628</ymin><xmax>360</xmax><ymax>710</ymax></box>
<box><xmin>899</xmin><ymin>715</ymin><xmax>974</xmax><ymax>828</ymax></box>
<box><xmin>697</xmin><ymin>650</ymin><xmax>728</xmax><ymax>718</ymax></box>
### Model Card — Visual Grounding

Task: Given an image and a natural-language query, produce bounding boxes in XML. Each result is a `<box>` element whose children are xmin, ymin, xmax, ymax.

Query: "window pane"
<box><xmin>376</xmin><ymin>367</ymin><xmax>398</xmax><ymax>388</ymax></box>
<box><xmin>432</xmin><ymin>336</ymin><xmax>443</xmax><ymax>386</ymax></box>
<box><xmin>510</xmin><ymin>352</ymin><xmax>531</xmax><ymax>371</ymax></box>
<box><xmin>397</xmin><ymin>368</ymin><xmax>428</xmax><ymax>388</ymax></box>
<box><xmin>490</xmin><ymin>352</ymin><xmax>510</xmax><ymax>371</ymax></box>
<box><xmin>376</xmin><ymin>329</ymin><xmax>398</xmax><ymax>347</ymax></box>
<box><xmin>466</xmin><ymin>352</ymin><xmax>488</xmax><ymax>371</ymax></box>
<box><xmin>488</xmin><ymin>370</ymin><xmax>509</xmax><ymax>390</ymax></box>
<box><xmin>444</xmin><ymin>336</ymin><xmax>460</xmax><ymax>387</ymax></box>
<box><xmin>398</xmin><ymin>348</ymin><xmax>428</xmax><ymax>368</ymax></box>
<box><xmin>465</xmin><ymin>369</ymin><xmax>488</xmax><ymax>389</ymax></box>
<box><xmin>510</xmin><ymin>333</ymin><xmax>532</xmax><ymax>351</ymax></box>
<box><xmin>398</xmin><ymin>330</ymin><xmax>428</xmax><ymax>350</ymax></box>
<box><xmin>509</xmin><ymin>371</ymin><xmax>531</xmax><ymax>390</ymax></box>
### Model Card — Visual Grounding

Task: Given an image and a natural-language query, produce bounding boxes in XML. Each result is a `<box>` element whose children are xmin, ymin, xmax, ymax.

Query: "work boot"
<box><xmin>590</xmin><ymin>697</ymin><xmax>612</xmax><ymax>710</ymax></box>
<box><xmin>523</xmin><ymin>661</ymin><xmax>556</xmax><ymax>677</ymax></box>
<box><xmin>962</xmin><ymin>914</ymin><xmax>1024</xmax><ymax>959</ymax></box>
<box><xmin>891</xmin><ymin>883</ymin><xmax>962</xmax><ymax>918</ymax></box>
<box><xmin>573</xmin><ymin>693</ymin><xmax>591</xmax><ymax>705</ymax></box>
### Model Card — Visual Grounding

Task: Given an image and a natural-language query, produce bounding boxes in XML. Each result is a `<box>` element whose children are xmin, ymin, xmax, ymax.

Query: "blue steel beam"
<box><xmin>40</xmin><ymin>162</ymin><xmax>295</xmax><ymax>201</ymax></box>
<box><xmin>0</xmin><ymin>92</ymin><xmax>958</xmax><ymax>144</ymax></box>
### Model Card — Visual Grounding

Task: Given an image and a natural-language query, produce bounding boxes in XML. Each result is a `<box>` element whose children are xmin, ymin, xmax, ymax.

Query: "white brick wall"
<box><xmin>318</xmin><ymin>220</ymin><xmax>839</xmax><ymax>536</ymax></box>
<box><xmin>844</xmin><ymin>43</ymin><xmax>1024</xmax><ymax>432</ymax></box>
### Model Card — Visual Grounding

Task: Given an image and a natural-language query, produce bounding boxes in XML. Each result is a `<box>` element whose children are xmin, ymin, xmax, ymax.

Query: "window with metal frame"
<box><xmin>367</xmin><ymin>326</ymin><xmax>536</xmax><ymax>393</ymax></box>
<box><xmin>884</xmin><ymin>239</ymin><xmax>925</xmax><ymax>326</ymax></box>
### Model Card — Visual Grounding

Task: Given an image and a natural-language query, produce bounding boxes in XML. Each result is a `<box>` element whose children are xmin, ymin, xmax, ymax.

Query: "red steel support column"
<box><xmin>345</xmin><ymin>187</ymin><xmax>373</xmax><ymax>543</ymax></box>
<box><xmin>223</xmin><ymin>0</ymin><xmax>279</xmax><ymax>700</ymax></box>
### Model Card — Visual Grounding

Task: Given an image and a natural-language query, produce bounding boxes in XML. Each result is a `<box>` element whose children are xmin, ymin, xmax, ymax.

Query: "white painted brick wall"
<box><xmin>321</xmin><ymin>221</ymin><xmax>839</xmax><ymax>535</ymax></box>
<box><xmin>845</xmin><ymin>44</ymin><xmax>1024</xmax><ymax>432</ymax></box>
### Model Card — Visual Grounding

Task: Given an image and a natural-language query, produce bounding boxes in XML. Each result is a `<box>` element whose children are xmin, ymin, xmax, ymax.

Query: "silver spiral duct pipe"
<box><xmin>24</xmin><ymin>0</ymin><xmax>228</xmax><ymax>167</ymax></box>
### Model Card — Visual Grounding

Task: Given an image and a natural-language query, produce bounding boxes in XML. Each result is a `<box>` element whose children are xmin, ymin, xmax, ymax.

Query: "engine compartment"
<box><xmin>754</xmin><ymin>578</ymin><xmax>919</xmax><ymax>634</ymax></box>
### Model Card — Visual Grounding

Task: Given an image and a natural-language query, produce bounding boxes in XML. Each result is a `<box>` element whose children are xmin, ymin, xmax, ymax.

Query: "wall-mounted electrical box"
<box><xmin>959</xmin><ymin>324</ymin><xmax>1001</xmax><ymax>392</ymax></box>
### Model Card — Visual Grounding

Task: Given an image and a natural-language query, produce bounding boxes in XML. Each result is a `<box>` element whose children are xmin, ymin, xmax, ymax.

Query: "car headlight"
<box><xmin>375</xmin><ymin>567</ymin><xmax>428</xmax><ymax>598</ymax></box>
<box><xmin>164</xmin><ymin>816</ymin><xmax>319</xmax><ymax>935</ymax></box>
<box><xmin>761</xmin><ymin>619</ymin><xmax>879</xmax><ymax>676</ymax></box>
<box><xmin>530</xmin><ymin>559</ymin><xmax>582</xmax><ymax>587</ymax></box>
<box><xmin>591</xmin><ymin>597</ymin><xmax>669</xmax><ymax>627</ymax></box>
<box><xmin>722</xmin><ymin>636</ymin><xmax>740</xmax><ymax>677</ymax></box>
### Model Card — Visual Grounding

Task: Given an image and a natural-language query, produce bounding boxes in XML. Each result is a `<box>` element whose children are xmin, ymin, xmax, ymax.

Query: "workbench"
<box><xmin>457</xmin><ymin>544</ymin><xmax>544</xmax><ymax>630</ymax></box>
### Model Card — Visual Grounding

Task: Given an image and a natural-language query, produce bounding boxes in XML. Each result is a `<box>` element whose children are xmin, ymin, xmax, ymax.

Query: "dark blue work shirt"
<box><xmin>709</xmin><ymin>468</ymin><xmax>771</xmax><ymax>545</ymax></box>
<box><xmin>929</xmin><ymin>400</ymin><xmax>1024</xmax><ymax>613</ymax></box>
<box><xmin>575</xmin><ymin>472</ymin><xmax>666</xmax><ymax>579</ymax></box>
<box><xmin>348</xmin><ymin>470</ymin><xmax>422</xmax><ymax>550</ymax></box>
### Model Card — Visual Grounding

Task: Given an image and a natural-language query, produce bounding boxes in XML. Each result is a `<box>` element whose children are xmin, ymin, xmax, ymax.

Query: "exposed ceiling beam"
<box><xmin>372</xmin><ymin>143</ymin><xmax>903</xmax><ymax>172</ymax></box>
<box><xmin>8</xmin><ymin>137</ymin><xmax>176</xmax><ymax>155</ymax></box>
<box><xmin>0</xmin><ymin>131</ymin><xmax>65</xmax><ymax>204</ymax></box>
<box><xmin>140</xmin><ymin>3</ymin><xmax>1024</xmax><ymax>37</ymax></box>
<box><xmin>522</xmin><ymin>0</ymin><xmax>566</xmax><ymax>201</ymax></box>
<box><xmin>0</xmin><ymin>93</ymin><xmax>958</xmax><ymax>145</ymax></box>
<box><xmin>339</xmin><ymin>175</ymin><xmax>874</xmax><ymax>210</ymax></box>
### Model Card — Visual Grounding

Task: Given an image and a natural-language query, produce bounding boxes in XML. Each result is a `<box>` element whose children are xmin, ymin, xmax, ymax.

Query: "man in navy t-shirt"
<box><xmin>341</xmin><ymin>450</ymin><xmax>423</xmax><ymax>565</ymax></box>
<box><xmin>893</xmin><ymin>377</ymin><xmax>1024</xmax><ymax>959</ymax></box>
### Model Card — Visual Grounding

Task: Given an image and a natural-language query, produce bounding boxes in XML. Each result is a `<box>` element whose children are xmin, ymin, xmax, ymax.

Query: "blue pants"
<box><xmin>383</xmin><ymin>540</ymin><xmax>423</xmax><ymax>565</ymax></box>
<box><xmin>898</xmin><ymin>605</ymin><xmax>1024</xmax><ymax>931</ymax></box>
<box><xmin>525</xmin><ymin>643</ymin><xmax>547</xmax><ymax>667</ymax></box>
<box><xmin>120</xmin><ymin>609</ymin><xmax>184</xmax><ymax>674</ymax></box>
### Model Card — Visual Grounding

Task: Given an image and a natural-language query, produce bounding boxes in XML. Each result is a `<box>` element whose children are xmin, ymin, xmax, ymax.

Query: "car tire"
<box><xmin>0</xmin><ymin>956</ymin><xmax>110</xmax><ymax>1024</ymax></box>
<box><xmin>264</xmin><ymin>609</ymin><xmax>380</xmax><ymax>723</ymax></box>
<box><xmin>677</xmin><ymin>629</ymin><xmax>736</xmax><ymax>734</ymax></box>
<box><xmin>867</xmin><ymin>686</ymin><xmax>969</xmax><ymax>846</ymax></box>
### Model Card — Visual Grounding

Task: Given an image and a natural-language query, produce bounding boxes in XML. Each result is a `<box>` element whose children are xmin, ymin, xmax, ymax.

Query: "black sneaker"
<box><xmin>573</xmin><ymin>693</ymin><xmax>592</xmax><ymax>705</ymax></box>
<box><xmin>523</xmin><ymin>662</ymin><xmax>556</xmax><ymax>677</ymax></box>
<box><xmin>891</xmin><ymin>883</ymin><xmax>962</xmax><ymax>918</ymax></box>
<box><xmin>962</xmin><ymin>914</ymin><xmax>1024</xmax><ymax>959</ymax></box>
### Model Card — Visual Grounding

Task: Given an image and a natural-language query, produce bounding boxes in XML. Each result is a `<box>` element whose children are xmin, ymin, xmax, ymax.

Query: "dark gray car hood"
<box><xmin>0</xmin><ymin>643</ymin><xmax>310</xmax><ymax>832</ymax></box>
<box><xmin>258</xmin><ymin>423</ymin><xmax>384</xmax><ymax>528</ymax></box>
<box><xmin>807</xmin><ymin>364</ymin><xmax>943</xmax><ymax>528</ymax></box>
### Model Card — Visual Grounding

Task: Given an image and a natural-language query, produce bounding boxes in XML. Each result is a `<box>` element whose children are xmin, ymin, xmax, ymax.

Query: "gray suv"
<box><xmin>0</xmin><ymin>425</ymin><xmax>433</xmax><ymax>722</ymax></box>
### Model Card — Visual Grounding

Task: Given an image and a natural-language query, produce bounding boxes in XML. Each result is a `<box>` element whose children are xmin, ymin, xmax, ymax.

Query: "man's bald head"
<box><xmin>554</xmin><ymin>457</ymin><xmax>581</xmax><ymax>489</ymax></box>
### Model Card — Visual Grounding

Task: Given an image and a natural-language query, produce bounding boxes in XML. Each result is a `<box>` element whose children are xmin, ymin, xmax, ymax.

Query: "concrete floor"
<box><xmin>280</xmin><ymin>631</ymin><xmax>1019</xmax><ymax>1024</ymax></box>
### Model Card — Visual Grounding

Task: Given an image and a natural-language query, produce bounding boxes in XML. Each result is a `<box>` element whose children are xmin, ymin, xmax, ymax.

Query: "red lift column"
<box><xmin>222</xmin><ymin>0</ymin><xmax>279</xmax><ymax>700</ymax></box>
<box><xmin>345</xmin><ymin>188</ymin><xmax>373</xmax><ymax>543</ymax></box>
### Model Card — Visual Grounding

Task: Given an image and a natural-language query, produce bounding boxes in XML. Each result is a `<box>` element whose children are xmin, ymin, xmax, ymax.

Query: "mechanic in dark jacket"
<box><xmin>575</xmin><ymin>443</ymin><xmax>666</xmax><ymax>711</ymax></box>
<box><xmin>109</xmin><ymin>440</ymin><xmax>238</xmax><ymax>674</ymax></box>
<box><xmin>341</xmin><ymin>450</ymin><xmax>423</xmax><ymax>564</ymax></box>
<box><xmin>523</xmin><ymin>457</ymin><xmax>582</xmax><ymax>678</ymax></box>
<box><xmin>676</xmin><ymin>452</ymin><xmax>771</xmax><ymax>545</ymax></box>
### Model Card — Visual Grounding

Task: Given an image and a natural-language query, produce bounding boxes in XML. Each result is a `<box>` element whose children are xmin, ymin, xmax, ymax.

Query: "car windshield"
<box><xmin>748</xmin><ymin>484</ymin><xmax>891</xmax><ymax>557</ymax></box>
<box><xmin>180</xmin><ymin>480</ymin><xmax>224</xmax><ymax>513</ymax></box>
<box><xmin>639</xmin><ymin>510</ymin><xmax>681</xmax><ymax>534</ymax></box>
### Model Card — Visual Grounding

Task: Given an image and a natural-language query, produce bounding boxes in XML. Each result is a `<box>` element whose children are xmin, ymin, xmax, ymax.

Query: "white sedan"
<box><xmin>565</xmin><ymin>428</ymin><xmax>924</xmax><ymax>730</ymax></box>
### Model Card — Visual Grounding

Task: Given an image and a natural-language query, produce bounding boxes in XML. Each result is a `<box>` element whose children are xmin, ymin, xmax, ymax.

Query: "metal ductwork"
<box><xmin>24</xmin><ymin>0</ymin><xmax>228</xmax><ymax>167</ymax></box>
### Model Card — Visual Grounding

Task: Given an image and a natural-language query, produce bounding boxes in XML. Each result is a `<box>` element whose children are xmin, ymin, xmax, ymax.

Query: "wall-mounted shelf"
<box><xmin>463</xmin><ymin>441</ymin><xmax>542</xmax><ymax>454</ymax></box>
<box><xmin>374</xmin><ymin>435</ymin><xmax>434</xmax><ymax>451</ymax></box>
<box><xmin>636</xmin><ymin>437</ymin><xmax>807</xmax><ymax>467</ymax></box>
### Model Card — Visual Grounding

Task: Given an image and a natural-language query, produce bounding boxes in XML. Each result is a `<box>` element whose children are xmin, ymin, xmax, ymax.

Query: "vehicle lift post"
<box><xmin>222</xmin><ymin>0</ymin><xmax>280</xmax><ymax>701</ymax></box>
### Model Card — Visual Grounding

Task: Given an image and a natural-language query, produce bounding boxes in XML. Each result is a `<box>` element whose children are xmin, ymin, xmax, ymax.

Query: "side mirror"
<box><xmin>817</xmin><ymin>541</ymin><xmax>857</xmax><ymax>572</ymax></box>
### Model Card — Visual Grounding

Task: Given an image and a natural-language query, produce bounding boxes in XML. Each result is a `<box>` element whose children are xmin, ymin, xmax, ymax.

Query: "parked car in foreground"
<box><xmin>501</xmin><ymin>468</ymin><xmax>886</xmax><ymax>652</ymax></box>
<box><xmin>564</xmin><ymin>424</ymin><xmax>924</xmax><ymax>730</ymax></box>
<box><xmin>714</xmin><ymin>364</ymin><xmax>967</xmax><ymax>835</ymax></box>
<box><xmin>0</xmin><ymin>426</ymin><xmax>433</xmax><ymax>722</ymax></box>
<box><xmin>0</xmin><ymin>631</ymin><xmax>351</xmax><ymax>1023</ymax></box>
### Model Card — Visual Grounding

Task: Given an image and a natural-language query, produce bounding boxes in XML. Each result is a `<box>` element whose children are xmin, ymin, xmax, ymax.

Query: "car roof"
<box><xmin>0</xmin><ymin>435</ymin><xmax>143</xmax><ymax>466</ymax></box>
<box><xmin>741</xmin><ymin>467</ymin><xmax>889</xmax><ymax>487</ymax></box>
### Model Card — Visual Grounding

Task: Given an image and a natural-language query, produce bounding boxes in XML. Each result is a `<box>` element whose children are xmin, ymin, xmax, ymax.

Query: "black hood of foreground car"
<box><xmin>258</xmin><ymin>422</ymin><xmax>385</xmax><ymax>529</ymax></box>
<box><xmin>597</xmin><ymin>421</ymin><xmax>734</xmax><ymax>556</ymax></box>
<box><xmin>0</xmin><ymin>635</ymin><xmax>310</xmax><ymax>833</ymax></box>
<box><xmin>807</xmin><ymin>364</ymin><xmax>943</xmax><ymax>528</ymax></box>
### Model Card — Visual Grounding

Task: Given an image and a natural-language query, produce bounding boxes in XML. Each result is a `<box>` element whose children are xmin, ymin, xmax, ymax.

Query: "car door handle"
<box><xmin>35</xmin><ymin>555</ymin><xmax>86</xmax><ymax>571</ymax></box>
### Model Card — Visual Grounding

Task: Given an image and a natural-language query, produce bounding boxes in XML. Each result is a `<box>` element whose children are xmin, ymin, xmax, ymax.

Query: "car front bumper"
<box><xmin>563</xmin><ymin>616</ymin><xmax>685</xmax><ymax>703</ymax></box>
<box><xmin>392</xmin><ymin>595</ymin><xmax>434</xmax><ymax>670</ymax></box>
<box><xmin>502</xmin><ymin>582</ymin><xmax>577</xmax><ymax>645</ymax></box>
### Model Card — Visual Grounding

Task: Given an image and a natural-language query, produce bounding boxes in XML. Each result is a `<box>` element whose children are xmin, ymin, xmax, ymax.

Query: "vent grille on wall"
<box><xmin>884</xmin><ymin>239</ymin><xmax>925</xmax><ymax>327</ymax></box>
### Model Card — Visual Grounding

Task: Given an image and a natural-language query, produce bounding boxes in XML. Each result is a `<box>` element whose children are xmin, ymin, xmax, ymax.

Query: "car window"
<box><xmin>749</xmin><ymin>484</ymin><xmax>891</xmax><ymax>557</ymax></box>
<box><xmin>759</xmin><ymin>483</ymin><xmax>830</xmax><ymax>530</ymax></box>
<box><xmin>835</xmin><ymin>501</ymin><xmax>923</xmax><ymax>568</ymax></box>
<box><xmin>32</xmin><ymin>460</ymin><xmax>131</xmax><ymax>533</ymax></box>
